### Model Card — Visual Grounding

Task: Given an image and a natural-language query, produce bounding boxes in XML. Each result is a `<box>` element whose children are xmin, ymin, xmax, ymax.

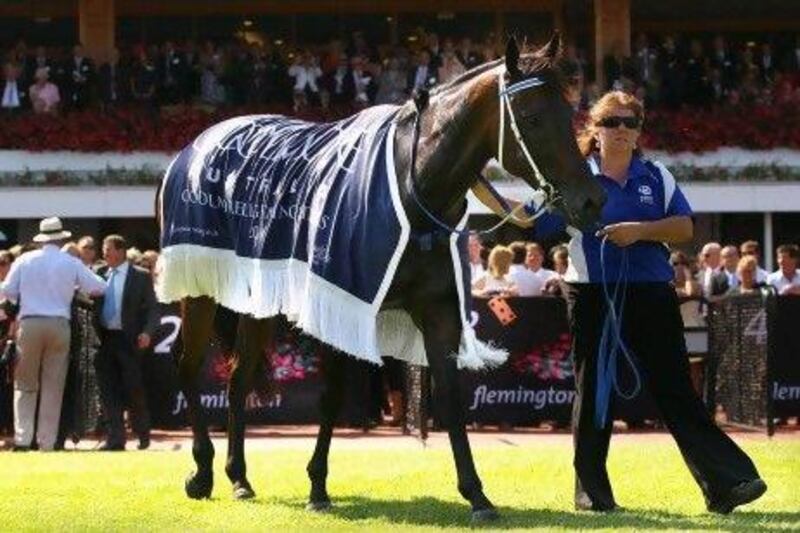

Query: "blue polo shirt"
<box><xmin>533</xmin><ymin>155</ymin><xmax>693</xmax><ymax>283</ymax></box>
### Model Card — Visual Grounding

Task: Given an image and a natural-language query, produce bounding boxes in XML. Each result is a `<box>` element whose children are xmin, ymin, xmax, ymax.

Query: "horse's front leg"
<box><xmin>226</xmin><ymin>315</ymin><xmax>273</xmax><ymax>500</ymax></box>
<box><xmin>420</xmin><ymin>298</ymin><xmax>498</xmax><ymax>521</ymax></box>
<box><xmin>179</xmin><ymin>297</ymin><xmax>217</xmax><ymax>499</ymax></box>
<box><xmin>306</xmin><ymin>348</ymin><xmax>346</xmax><ymax>511</ymax></box>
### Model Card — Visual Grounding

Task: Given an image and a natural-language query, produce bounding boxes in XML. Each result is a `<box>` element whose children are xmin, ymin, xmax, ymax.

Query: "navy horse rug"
<box><xmin>157</xmin><ymin>105</ymin><xmax>506</xmax><ymax>369</ymax></box>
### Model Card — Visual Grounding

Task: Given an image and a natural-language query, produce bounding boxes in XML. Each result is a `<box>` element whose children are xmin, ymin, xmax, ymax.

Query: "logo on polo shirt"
<box><xmin>638</xmin><ymin>184</ymin><xmax>654</xmax><ymax>204</ymax></box>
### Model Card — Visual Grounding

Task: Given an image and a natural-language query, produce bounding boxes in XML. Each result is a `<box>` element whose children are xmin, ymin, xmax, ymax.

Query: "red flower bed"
<box><xmin>1</xmin><ymin>103</ymin><xmax>798</xmax><ymax>153</ymax></box>
<box><xmin>641</xmin><ymin>104</ymin><xmax>800</xmax><ymax>152</ymax></box>
<box><xmin>0</xmin><ymin>104</ymin><xmax>356</xmax><ymax>153</ymax></box>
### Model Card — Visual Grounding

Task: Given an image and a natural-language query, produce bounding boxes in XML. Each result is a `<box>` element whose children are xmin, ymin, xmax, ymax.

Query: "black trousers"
<box><xmin>566</xmin><ymin>283</ymin><xmax>760</xmax><ymax>509</ymax></box>
<box><xmin>95</xmin><ymin>331</ymin><xmax>150</xmax><ymax>444</ymax></box>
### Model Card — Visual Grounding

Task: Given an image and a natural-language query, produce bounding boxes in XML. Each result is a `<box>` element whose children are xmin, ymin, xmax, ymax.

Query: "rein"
<box><xmin>594</xmin><ymin>236</ymin><xmax>643</xmax><ymax>429</ymax></box>
<box><xmin>405</xmin><ymin>71</ymin><xmax>557</xmax><ymax>239</ymax></box>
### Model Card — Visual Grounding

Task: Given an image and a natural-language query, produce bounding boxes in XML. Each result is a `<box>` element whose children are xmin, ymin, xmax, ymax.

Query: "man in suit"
<box><xmin>343</xmin><ymin>55</ymin><xmax>374</xmax><ymax>107</ymax></box>
<box><xmin>157</xmin><ymin>41</ymin><xmax>186</xmax><ymax>105</ymax></box>
<box><xmin>406</xmin><ymin>50</ymin><xmax>438</xmax><ymax>97</ymax></box>
<box><xmin>710</xmin><ymin>35</ymin><xmax>737</xmax><ymax>92</ymax></box>
<box><xmin>98</xmin><ymin>48</ymin><xmax>128</xmax><ymax>108</ymax></box>
<box><xmin>711</xmin><ymin>245</ymin><xmax>742</xmax><ymax>298</ymax></box>
<box><xmin>64</xmin><ymin>43</ymin><xmax>95</xmax><ymax>110</ymax></box>
<box><xmin>322</xmin><ymin>55</ymin><xmax>353</xmax><ymax>106</ymax></box>
<box><xmin>95</xmin><ymin>235</ymin><xmax>158</xmax><ymax>451</ymax></box>
<box><xmin>699</xmin><ymin>242</ymin><xmax>723</xmax><ymax>298</ymax></box>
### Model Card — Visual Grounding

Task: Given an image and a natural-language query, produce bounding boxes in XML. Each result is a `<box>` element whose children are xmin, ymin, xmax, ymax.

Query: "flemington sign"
<box><xmin>142</xmin><ymin>297</ymin><xmax>800</xmax><ymax>428</ymax></box>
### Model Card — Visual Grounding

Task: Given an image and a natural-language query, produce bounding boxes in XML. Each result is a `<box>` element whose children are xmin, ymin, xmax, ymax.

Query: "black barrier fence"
<box><xmin>1</xmin><ymin>294</ymin><xmax>798</xmax><ymax>436</ymax></box>
<box><xmin>707</xmin><ymin>291</ymin><xmax>800</xmax><ymax>435</ymax></box>
<box><xmin>58</xmin><ymin>296</ymin><xmax>103</xmax><ymax>442</ymax></box>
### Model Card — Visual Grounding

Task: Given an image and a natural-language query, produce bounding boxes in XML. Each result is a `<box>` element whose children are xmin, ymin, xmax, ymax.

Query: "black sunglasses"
<box><xmin>597</xmin><ymin>116</ymin><xmax>641</xmax><ymax>129</ymax></box>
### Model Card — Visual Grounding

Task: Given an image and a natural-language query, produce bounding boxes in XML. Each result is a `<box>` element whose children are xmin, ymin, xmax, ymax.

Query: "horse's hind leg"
<box><xmin>225</xmin><ymin>315</ymin><xmax>274</xmax><ymax>500</ymax></box>
<box><xmin>306</xmin><ymin>348</ymin><xmax>346</xmax><ymax>511</ymax></box>
<box><xmin>180</xmin><ymin>296</ymin><xmax>217</xmax><ymax>499</ymax></box>
<box><xmin>418</xmin><ymin>297</ymin><xmax>498</xmax><ymax>522</ymax></box>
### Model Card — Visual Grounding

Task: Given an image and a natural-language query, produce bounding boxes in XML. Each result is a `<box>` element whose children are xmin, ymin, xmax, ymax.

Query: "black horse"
<box><xmin>156</xmin><ymin>35</ymin><xmax>605</xmax><ymax>520</ymax></box>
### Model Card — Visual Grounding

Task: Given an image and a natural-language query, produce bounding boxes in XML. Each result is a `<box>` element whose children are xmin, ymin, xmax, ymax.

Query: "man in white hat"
<box><xmin>0</xmin><ymin>217</ymin><xmax>106</xmax><ymax>451</ymax></box>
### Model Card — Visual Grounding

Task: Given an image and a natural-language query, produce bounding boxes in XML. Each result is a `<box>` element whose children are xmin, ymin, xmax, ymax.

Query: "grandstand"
<box><xmin>0</xmin><ymin>0</ymin><xmax>798</xmax><ymax>267</ymax></box>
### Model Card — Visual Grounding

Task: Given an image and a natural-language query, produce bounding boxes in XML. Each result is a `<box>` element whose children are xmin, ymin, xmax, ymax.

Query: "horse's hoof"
<box><xmin>306</xmin><ymin>500</ymin><xmax>332</xmax><ymax>513</ymax></box>
<box><xmin>233</xmin><ymin>481</ymin><xmax>256</xmax><ymax>500</ymax></box>
<box><xmin>185</xmin><ymin>471</ymin><xmax>213</xmax><ymax>500</ymax></box>
<box><xmin>471</xmin><ymin>507</ymin><xmax>500</xmax><ymax>523</ymax></box>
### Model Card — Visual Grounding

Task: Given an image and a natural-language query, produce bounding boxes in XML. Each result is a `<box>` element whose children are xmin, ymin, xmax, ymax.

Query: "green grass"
<box><xmin>1</xmin><ymin>438</ymin><xmax>798</xmax><ymax>531</ymax></box>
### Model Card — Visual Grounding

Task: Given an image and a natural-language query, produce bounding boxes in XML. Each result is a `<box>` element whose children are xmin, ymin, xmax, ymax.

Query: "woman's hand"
<box><xmin>597</xmin><ymin>216</ymin><xmax>693</xmax><ymax>247</ymax></box>
<box><xmin>596</xmin><ymin>222</ymin><xmax>643</xmax><ymax>247</ymax></box>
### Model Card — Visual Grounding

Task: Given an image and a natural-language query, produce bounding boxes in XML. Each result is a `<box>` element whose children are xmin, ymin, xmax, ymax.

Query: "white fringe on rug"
<box><xmin>157</xmin><ymin>244</ymin><xmax>385</xmax><ymax>365</ymax></box>
<box><xmin>156</xmin><ymin>239</ymin><xmax>507</xmax><ymax>369</ymax></box>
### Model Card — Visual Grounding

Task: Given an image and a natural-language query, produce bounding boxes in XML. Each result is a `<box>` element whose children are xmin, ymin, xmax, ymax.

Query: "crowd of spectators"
<box><xmin>2</xmin><ymin>30</ymin><xmax>799</xmax><ymax>118</ymax></box>
<box><xmin>604</xmin><ymin>33</ymin><xmax>800</xmax><ymax>109</ymax></box>
<box><xmin>1</xmin><ymin>222</ymin><xmax>798</xmax><ymax>447</ymax></box>
<box><xmin>469</xmin><ymin>235</ymin><xmax>800</xmax><ymax>319</ymax></box>
<box><xmin>0</xmin><ymin>221</ymin><xmax>409</xmax><ymax>449</ymax></box>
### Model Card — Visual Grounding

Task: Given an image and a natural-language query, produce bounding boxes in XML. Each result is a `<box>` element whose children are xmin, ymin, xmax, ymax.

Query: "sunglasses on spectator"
<box><xmin>597</xmin><ymin>116</ymin><xmax>641</xmax><ymax>129</ymax></box>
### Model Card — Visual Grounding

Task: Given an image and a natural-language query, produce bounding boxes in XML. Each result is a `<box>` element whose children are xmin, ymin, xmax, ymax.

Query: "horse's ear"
<box><xmin>542</xmin><ymin>31</ymin><xmax>562</xmax><ymax>59</ymax></box>
<box><xmin>505</xmin><ymin>37</ymin><xmax>522</xmax><ymax>78</ymax></box>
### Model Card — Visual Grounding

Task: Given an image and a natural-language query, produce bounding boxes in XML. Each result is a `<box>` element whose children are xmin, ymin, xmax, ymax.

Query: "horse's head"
<box><xmin>501</xmin><ymin>34</ymin><xmax>606</xmax><ymax>231</ymax></box>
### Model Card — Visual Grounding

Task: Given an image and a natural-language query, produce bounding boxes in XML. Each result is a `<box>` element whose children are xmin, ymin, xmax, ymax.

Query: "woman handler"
<box><xmin>528</xmin><ymin>91</ymin><xmax>765</xmax><ymax>513</ymax></box>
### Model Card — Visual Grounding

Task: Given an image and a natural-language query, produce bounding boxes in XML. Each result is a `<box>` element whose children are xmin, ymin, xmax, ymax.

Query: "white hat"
<box><xmin>33</xmin><ymin>217</ymin><xmax>72</xmax><ymax>243</ymax></box>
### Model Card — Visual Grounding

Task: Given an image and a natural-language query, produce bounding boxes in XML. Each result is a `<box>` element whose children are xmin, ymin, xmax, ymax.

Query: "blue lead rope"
<box><xmin>594</xmin><ymin>236</ymin><xmax>642</xmax><ymax>429</ymax></box>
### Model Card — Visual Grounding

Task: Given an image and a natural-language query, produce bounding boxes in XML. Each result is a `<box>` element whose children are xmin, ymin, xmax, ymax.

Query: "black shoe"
<box><xmin>98</xmin><ymin>441</ymin><xmax>125</xmax><ymax>451</ymax></box>
<box><xmin>708</xmin><ymin>479</ymin><xmax>767</xmax><ymax>514</ymax></box>
<box><xmin>12</xmin><ymin>445</ymin><xmax>32</xmax><ymax>452</ymax></box>
<box><xmin>137</xmin><ymin>438</ymin><xmax>150</xmax><ymax>451</ymax></box>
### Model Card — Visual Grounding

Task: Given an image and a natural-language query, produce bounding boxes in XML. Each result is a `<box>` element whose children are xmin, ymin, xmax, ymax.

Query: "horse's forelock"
<box><xmin>518</xmin><ymin>46</ymin><xmax>576</xmax><ymax>95</ymax></box>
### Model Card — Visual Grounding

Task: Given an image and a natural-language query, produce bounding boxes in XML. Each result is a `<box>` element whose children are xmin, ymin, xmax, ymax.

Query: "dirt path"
<box><xmin>25</xmin><ymin>424</ymin><xmax>797</xmax><ymax>452</ymax></box>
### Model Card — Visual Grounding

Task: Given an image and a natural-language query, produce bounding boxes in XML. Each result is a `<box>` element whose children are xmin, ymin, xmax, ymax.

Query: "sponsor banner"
<box><xmin>459</xmin><ymin>297</ymin><xmax>658</xmax><ymax>425</ymax></box>
<box><xmin>144</xmin><ymin>303</ymin><xmax>325</xmax><ymax>428</ymax></box>
<box><xmin>141</xmin><ymin>296</ymin><xmax>800</xmax><ymax>428</ymax></box>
